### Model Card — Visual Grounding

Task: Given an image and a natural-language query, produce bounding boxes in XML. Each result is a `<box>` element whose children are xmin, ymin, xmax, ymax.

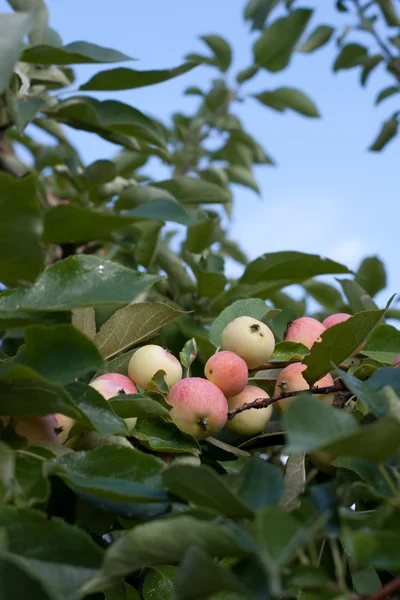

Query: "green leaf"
<box><xmin>280</xmin><ymin>453</ymin><xmax>305</xmax><ymax>510</ymax></box>
<box><xmin>0</xmin><ymin>554</ymin><xmax>52</xmax><ymax>600</ymax></box>
<box><xmin>14</xmin><ymin>450</ymin><xmax>51</xmax><ymax>506</ymax></box>
<box><xmin>11</xmin><ymin>324</ymin><xmax>104</xmax><ymax>385</ymax></box>
<box><xmin>84</xmin><ymin>159</ymin><xmax>117</xmax><ymax>184</ymax></box>
<box><xmin>284</xmin><ymin>395</ymin><xmax>359</xmax><ymax>455</ymax></box>
<box><xmin>153</xmin><ymin>177</ymin><xmax>231</xmax><ymax>205</ymax></box>
<box><xmin>50</xmin><ymin>446</ymin><xmax>168</xmax><ymax>513</ymax></box>
<box><xmin>200</xmin><ymin>35</ymin><xmax>232</xmax><ymax>72</ymax></box>
<box><xmin>109</xmin><ymin>394</ymin><xmax>171</xmax><ymax>421</ymax></box>
<box><xmin>87</xmin><ymin>515</ymin><xmax>256</xmax><ymax>591</ymax></box>
<box><xmin>0</xmin><ymin>510</ymin><xmax>103</xmax><ymax>600</ymax></box>
<box><xmin>0</xmin><ymin>12</ymin><xmax>34</xmax><ymax>93</ymax></box>
<box><xmin>350</xmin><ymin>565</ymin><xmax>381</xmax><ymax>597</ymax></box>
<box><xmin>376</xmin><ymin>0</ymin><xmax>400</xmax><ymax>26</ymax></box>
<box><xmin>272</xmin><ymin>341</ymin><xmax>309</xmax><ymax>361</ymax></box>
<box><xmin>338</xmin><ymin>279</ymin><xmax>378</xmax><ymax>311</ymax></box>
<box><xmin>339</xmin><ymin>366</ymin><xmax>400</xmax><ymax>418</ymax></box>
<box><xmin>376</xmin><ymin>85</ymin><xmax>400</xmax><ymax>104</ymax></box>
<box><xmin>132</xmin><ymin>418</ymin><xmax>200</xmax><ymax>454</ymax></box>
<box><xmin>333</xmin><ymin>43</ymin><xmax>367</xmax><ymax>71</ymax></box>
<box><xmin>237</xmin><ymin>457</ymin><xmax>284</xmax><ymax>510</ymax></box>
<box><xmin>126</xmin><ymin>199</ymin><xmax>197</xmax><ymax>226</ymax></box>
<box><xmin>0</xmin><ymin>255</ymin><xmax>162</xmax><ymax>312</ymax></box>
<box><xmin>72</xmin><ymin>307</ymin><xmax>96</xmax><ymax>340</ymax></box>
<box><xmin>333</xmin><ymin>456</ymin><xmax>394</xmax><ymax>497</ymax></box>
<box><xmin>180</xmin><ymin>338</ymin><xmax>197</xmax><ymax>376</ymax></box>
<box><xmin>53</xmin><ymin>96</ymin><xmax>165</xmax><ymax>148</ymax></box>
<box><xmin>302</xmin><ymin>280</ymin><xmax>343</xmax><ymax>311</ymax></box>
<box><xmin>236</xmin><ymin>64</ymin><xmax>259</xmax><ymax>84</ymax></box>
<box><xmin>115</xmin><ymin>184</ymin><xmax>175</xmax><ymax>210</ymax></box>
<box><xmin>185</xmin><ymin>211</ymin><xmax>222</xmax><ymax>253</ymax></box>
<box><xmin>80</xmin><ymin>61</ymin><xmax>196</xmax><ymax>91</ymax></box>
<box><xmin>244</xmin><ymin>0</ymin><xmax>280</xmax><ymax>30</ymax></box>
<box><xmin>303</xmin><ymin>309</ymin><xmax>385</xmax><ymax>384</ymax></box>
<box><xmin>175</xmin><ymin>547</ymin><xmax>247</xmax><ymax>600</ymax></box>
<box><xmin>356</xmin><ymin>256</ymin><xmax>386</xmax><ymax>297</ymax></box>
<box><xmin>254</xmin><ymin>87</ymin><xmax>319</xmax><ymax>117</ymax></box>
<box><xmin>362</xmin><ymin>324</ymin><xmax>400</xmax><ymax>363</ymax></box>
<box><xmin>95</xmin><ymin>302</ymin><xmax>186</xmax><ymax>360</ymax></box>
<box><xmin>143</xmin><ymin>566</ymin><xmax>176</xmax><ymax>600</ymax></box>
<box><xmin>232</xmin><ymin>252</ymin><xmax>350</xmax><ymax>300</ymax></box>
<box><xmin>0</xmin><ymin>173</ymin><xmax>44</xmax><ymax>286</ymax></box>
<box><xmin>22</xmin><ymin>40</ymin><xmax>134</xmax><ymax>64</ymax></box>
<box><xmin>0</xmin><ymin>441</ymin><xmax>15</xmax><ymax>494</ymax></box>
<box><xmin>369</xmin><ymin>116</ymin><xmax>398</xmax><ymax>151</ymax></box>
<box><xmin>163</xmin><ymin>465</ymin><xmax>254</xmax><ymax>518</ymax></box>
<box><xmin>299</xmin><ymin>25</ymin><xmax>334</xmax><ymax>53</ymax></box>
<box><xmin>225</xmin><ymin>165</ymin><xmax>260</xmax><ymax>193</ymax></box>
<box><xmin>253</xmin><ymin>9</ymin><xmax>313</xmax><ymax>72</ymax></box>
<box><xmin>15</xmin><ymin>97</ymin><xmax>46</xmax><ymax>134</ymax></box>
<box><xmin>105</xmin><ymin>582</ymin><xmax>141</xmax><ymax>600</ymax></box>
<box><xmin>209</xmin><ymin>298</ymin><xmax>275</xmax><ymax>347</ymax></box>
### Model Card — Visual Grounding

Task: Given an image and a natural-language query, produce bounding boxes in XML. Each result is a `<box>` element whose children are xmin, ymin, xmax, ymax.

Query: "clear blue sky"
<box><xmin>2</xmin><ymin>0</ymin><xmax>399</xmax><ymax>308</ymax></box>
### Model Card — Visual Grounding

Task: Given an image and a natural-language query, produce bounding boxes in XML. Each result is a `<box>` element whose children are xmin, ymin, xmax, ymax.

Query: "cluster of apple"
<box><xmin>2</xmin><ymin>311</ymin><xmax>358</xmax><ymax>449</ymax></box>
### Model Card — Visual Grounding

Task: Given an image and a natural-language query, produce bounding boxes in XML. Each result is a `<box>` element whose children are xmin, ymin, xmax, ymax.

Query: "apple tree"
<box><xmin>1</xmin><ymin>1</ymin><xmax>400</xmax><ymax>599</ymax></box>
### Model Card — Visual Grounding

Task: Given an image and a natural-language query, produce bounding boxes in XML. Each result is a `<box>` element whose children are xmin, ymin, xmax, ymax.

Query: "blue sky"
<box><xmin>2</xmin><ymin>0</ymin><xmax>399</xmax><ymax>307</ymax></box>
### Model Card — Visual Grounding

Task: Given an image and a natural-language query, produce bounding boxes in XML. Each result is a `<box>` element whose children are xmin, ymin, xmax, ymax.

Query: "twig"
<box><xmin>227</xmin><ymin>384</ymin><xmax>351</xmax><ymax>419</ymax></box>
<box><xmin>364</xmin><ymin>576</ymin><xmax>400</xmax><ymax>600</ymax></box>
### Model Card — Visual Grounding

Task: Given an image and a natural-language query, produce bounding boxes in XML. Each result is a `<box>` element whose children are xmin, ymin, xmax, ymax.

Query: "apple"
<box><xmin>204</xmin><ymin>350</ymin><xmax>248</xmax><ymax>397</ymax></box>
<box><xmin>1</xmin><ymin>415</ymin><xmax>60</xmax><ymax>444</ymax></box>
<box><xmin>322</xmin><ymin>313</ymin><xmax>351</xmax><ymax>329</ymax></box>
<box><xmin>90</xmin><ymin>373</ymin><xmax>138</xmax><ymax>431</ymax></box>
<box><xmin>128</xmin><ymin>345</ymin><xmax>182</xmax><ymax>389</ymax></box>
<box><xmin>274</xmin><ymin>362</ymin><xmax>335</xmax><ymax>410</ymax></box>
<box><xmin>221</xmin><ymin>316</ymin><xmax>275</xmax><ymax>369</ymax></box>
<box><xmin>284</xmin><ymin>317</ymin><xmax>325</xmax><ymax>350</ymax></box>
<box><xmin>167</xmin><ymin>377</ymin><xmax>228</xmax><ymax>440</ymax></box>
<box><xmin>226</xmin><ymin>385</ymin><xmax>272</xmax><ymax>436</ymax></box>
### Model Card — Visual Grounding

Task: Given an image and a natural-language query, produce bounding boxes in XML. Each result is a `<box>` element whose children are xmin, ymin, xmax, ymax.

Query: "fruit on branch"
<box><xmin>308</xmin><ymin>450</ymin><xmax>337</xmax><ymax>475</ymax></box>
<box><xmin>90</xmin><ymin>372</ymin><xmax>138</xmax><ymax>431</ymax></box>
<box><xmin>204</xmin><ymin>350</ymin><xmax>248</xmax><ymax>397</ymax></box>
<box><xmin>128</xmin><ymin>344</ymin><xmax>183</xmax><ymax>389</ymax></box>
<box><xmin>56</xmin><ymin>413</ymin><xmax>76</xmax><ymax>444</ymax></box>
<box><xmin>284</xmin><ymin>317</ymin><xmax>325</xmax><ymax>349</ymax></box>
<box><xmin>394</xmin><ymin>354</ymin><xmax>400</xmax><ymax>366</ymax></box>
<box><xmin>167</xmin><ymin>377</ymin><xmax>228</xmax><ymax>440</ymax></box>
<box><xmin>221</xmin><ymin>316</ymin><xmax>275</xmax><ymax>369</ymax></box>
<box><xmin>274</xmin><ymin>362</ymin><xmax>334</xmax><ymax>410</ymax></box>
<box><xmin>1</xmin><ymin>415</ymin><xmax>60</xmax><ymax>444</ymax></box>
<box><xmin>226</xmin><ymin>385</ymin><xmax>273</xmax><ymax>435</ymax></box>
<box><xmin>322</xmin><ymin>313</ymin><xmax>351</xmax><ymax>329</ymax></box>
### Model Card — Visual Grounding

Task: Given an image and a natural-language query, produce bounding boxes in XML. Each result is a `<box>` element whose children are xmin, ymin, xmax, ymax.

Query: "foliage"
<box><xmin>0</xmin><ymin>0</ymin><xmax>400</xmax><ymax>599</ymax></box>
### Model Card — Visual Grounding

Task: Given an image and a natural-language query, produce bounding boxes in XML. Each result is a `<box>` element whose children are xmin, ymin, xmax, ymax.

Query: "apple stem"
<box><xmin>198</xmin><ymin>417</ymin><xmax>208</xmax><ymax>432</ymax></box>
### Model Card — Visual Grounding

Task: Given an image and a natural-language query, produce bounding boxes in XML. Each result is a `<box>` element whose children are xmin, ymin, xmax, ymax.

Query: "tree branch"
<box><xmin>227</xmin><ymin>384</ymin><xmax>351</xmax><ymax>419</ymax></box>
<box><xmin>364</xmin><ymin>576</ymin><xmax>400</xmax><ymax>600</ymax></box>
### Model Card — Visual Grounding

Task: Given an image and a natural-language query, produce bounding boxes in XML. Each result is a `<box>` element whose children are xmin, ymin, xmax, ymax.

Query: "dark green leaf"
<box><xmin>339</xmin><ymin>279</ymin><xmax>378</xmax><ymax>311</ymax></box>
<box><xmin>14</xmin><ymin>451</ymin><xmax>50</xmax><ymax>506</ymax></box>
<box><xmin>253</xmin><ymin>9</ymin><xmax>313</xmax><ymax>72</ymax></box>
<box><xmin>22</xmin><ymin>40</ymin><xmax>133</xmax><ymax>64</ymax></box>
<box><xmin>185</xmin><ymin>211</ymin><xmax>222</xmax><ymax>253</ymax></box>
<box><xmin>280</xmin><ymin>453</ymin><xmax>305</xmax><ymax>509</ymax></box>
<box><xmin>236</xmin><ymin>64</ymin><xmax>259</xmax><ymax>84</ymax></box>
<box><xmin>133</xmin><ymin>418</ymin><xmax>200</xmax><ymax>454</ymax></box>
<box><xmin>200</xmin><ymin>35</ymin><xmax>232</xmax><ymax>72</ymax></box>
<box><xmin>356</xmin><ymin>256</ymin><xmax>386</xmax><ymax>297</ymax></box>
<box><xmin>254</xmin><ymin>87</ymin><xmax>319</xmax><ymax>117</ymax></box>
<box><xmin>339</xmin><ymin>366</ymin><xmax>400</xmax><ymax>418</ymax></box>
<box><xmin>95</xmin><ymin>302</ymin><xmax>186</xmax><ymax>359</ymax></box>
<box><xmin>0</xmin><ymin>12</ymin><xmax>34</xmax><ymax>93</ymax></box>
<box><xmin>143</xmin><ymin>566</ymin><xmax>176</xmax><ymax>600</ymax></box>
<box><xmin>362</xmin><ymin>324</ymin><xmax>400</xmax><ymax>363</ymax></box>
<box><xmin>272</xmin><ymin>341</ymin><xmax>309</xmax><ymax>361</ymax></box>
<box><xmin>115</xmin><ymin>184</ymin><xmax>175</xmax><ymax>210</ymax></box>
<box><xmin>333</xmin><ymin>456</ymin><xmax>394</xmax><ymax>497</ymax></box>
<box><xmin>376</xmin><ymin>85</ymin><xmax>400</xmax><ymax>104</ymax></box>
<box><xmin>175</xmin><ymin>547</ymin><xmax>248</xmax><ymax>600</ymax></box>
<box><xmin>369</xmin><ymin>115</ymin><xmax>398</xmax><ymax>151</ymax></box>
<box><xmin>66</xmin><ymin>382</ymin><xmax>127</xmax><ymax>436</ymax></box>
<box><xmin>15</xmin><ymin>97</ymin><xmax>46</xmax><ymax>133</ymax></box>
<box><xmin>84</xmin><ymin>159</ymin><xmax>117</xmax><ymax>184</ymax></box>
<box><xmin>244</xmin><ymin>0</ymin><xmax>280</xmax><ymax>31</ymax></box>
<box><xmin>350</xmin><ymin>565</ymin><xmax>382</xmax><ymax>596</ymax></box>
<box><xmin>303</xmin><ymin>280</ymin><xmax>343</xmax><ymax>311</ymax></box>
<box><xmin>72</xmin><ymin>307</ymin><xmax>96</xmax><ymax>340</ymax></box>
<box><xmin>376</xmin><ymin>0</ymin><xmax>400</xmax><ymax>26</ymax></box>
<box><xmin>360</xmin><ymin>54</ymin><xmax>384</xmax><ymax>86</ymax></box>
<box><xmin>209</xmin><ymin>298</ymin><xmax>274</xmax><ymax>347</ymax></box>
<box><xmin>50</xmin><ymin>446</ymin><xmax>168</xmax><ymax>514</ymax></box>
<box><xmin>163</xmin><ymin>464</ymin><xmax>254</xmax><ymax>518</ymax></box>
<box><xmin>0</xmin><ymin>554</ymin><xmax>51</xmax><ymax>600</ymax></box>
<box><xmin>109</xmin><ymin>394</ymin><xmax>171</xmax><ymax>420</ymax></box>
<box><xmin>53</xmin><ymin>96</ymin><xmax>165</xmax><ymax>148</ymax></box>
<box><xmin>105</xmin><ymin>582</ymin><xmax>141</xmax><ymax>600</ymax></box>
<box><xmin>11</xmin><ymin>324</ymin><xmax>104</xmax><ymax>385</ymax></box>
<box><xmin>238</xmin><ymin>457</ymin><xmax>284</xmax><ymax>509</ymax></box>
<box><xmin>180</xmin><ymin>338</ymin><xmax>197</xmax><ymax>375</ymax></box>
<box><xmin>333</xmin><ymin>43</ymin><xmax>367</xmax><ymax>71</ymax></box>
<box><xmin>225</xmin><ymin>165</ymin><xmax>260</xmax><ymax>193</ymax></box>
<box><xmin>303</xmin><ymin>309</ymin><xmax>385</xmax><ymax>384</ymax></box>
<box><xmin>0</xmin><ymin>255</ymin><xmax>162</xmax><ymax>312</ymax></box>
<box><xmin>126</xmin><ymin>199</ymin><xmax>196</xmax><ymax>226</ymax></box>
<box><xmin>153</xmin><ymin>177</ymin><xmax>231</xmax><ymax>205</ymax></box>
<box><xmin>0</xmin><ymin>173</ymin><xmax>44</xmax><ymax>286</ymax></box>
<box><xmin>80</xmin><ymin>62</ymin><xmax>196</xmax><ymax>91</ymax></box>
<box><xmin>299</xmin><ymin>25</ymin><xmax>334</xmax><ymax>53</ymax></box>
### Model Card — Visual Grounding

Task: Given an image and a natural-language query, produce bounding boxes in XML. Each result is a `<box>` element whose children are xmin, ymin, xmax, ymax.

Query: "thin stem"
<box><xmin>17</xmin><ymin>449</ymin><xmax>47</xmax><ymax>461</ymax></box>
<box><xmin>329</xmin><ymin>538</ymin><xmax>347</xmax><ymax>591</ymax></box>
<box><xmin>366</xmin><ymin>576</ymin><xmax>400</xmax><ymax>600</ymax></box>
<box><xmin>227</xmin><ymin>385</ymin><xmax>350</xmax><ymax>419</ymax></box>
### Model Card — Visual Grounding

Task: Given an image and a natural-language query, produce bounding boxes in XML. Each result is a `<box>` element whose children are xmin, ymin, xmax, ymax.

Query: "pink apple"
<box><xmin>204</xmin><ymin>351</ymin><xmax>248</xmax><ymax>397</ymax></box>
<box><xmin>284</xmin><ymin>317</ymin><xmax>325</xmax><ymax>350</ymax></box>
<box><xmin>322</xmin><ymin>313</ymin><xmax>351</xmax><ymax>329</ymax></box>
<box><xmin>274</xmin><ymin>362</ymin><xmax>334</xmax><ymax>410</ymax></box>
<box><xmin>90</xmin><ymin>373</ymin><xmax>138</xmax><ymax>430</ymax></box>
<box><xmin>167</xmin><ymin>377</ymin><xmax>228</xmax><ymax>440</ymax></box>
